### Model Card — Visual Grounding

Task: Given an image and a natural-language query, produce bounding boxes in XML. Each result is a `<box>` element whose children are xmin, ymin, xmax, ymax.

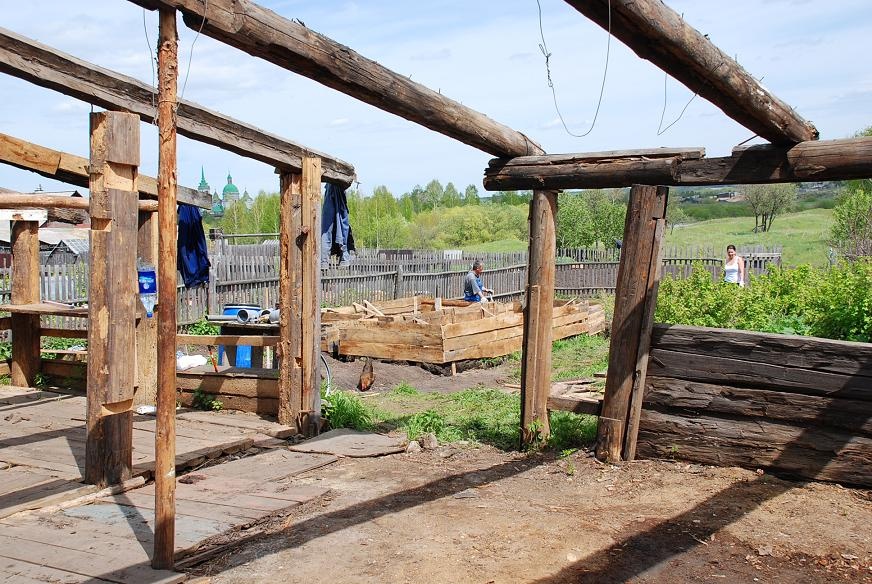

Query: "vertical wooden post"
<box><xmin>596</xmin><ymin>184</ymin><xmax>668</xmax><ymax>463</ymax></box>
<box><xmin>623</xmin><ymin>206</ymin><xmax>667</xmax><ymax>461</ymax></box>
<box><xmin>301</xmin><ymin>157</ymin><xmax>322</xmax><ymax>434</ymax></box>
<box><xmin>278</xmin><ymin>172</ymin><xmax>302</xmax><ymax>427</ymax></box>
<box><xmin>520</xmin><ymin>189</ymin><xmax>557</xmax><ymax>446</ymax></box>
<box><xmin>135</xmin><ymin>210</ymin><xmax>158</xmax><ymax>405</ymax></box>
<box><xmin>10</xmin><ymin>220</ymin><xmax>40</xmax><ymax>387</ymax></box>
<box><xmin>85</xmin><ymin>110</ymin><xmax>139</xmax><ymax>486</ymax></box>
<box><xmin>153</xmin><ymin>7</ymin><xmax>178</xmax><ymax>571</ymax></box>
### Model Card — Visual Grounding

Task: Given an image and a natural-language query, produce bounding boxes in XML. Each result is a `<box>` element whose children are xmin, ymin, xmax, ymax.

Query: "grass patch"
<box><xmin>550</xmin><ymin>334</ymin><xmax>610</xmax><ymax>382</ymax></box>
<box><xmin>665</xmin><ymin>207</ymin><xmax>834</xmax><ymax>267</ymax></box>
<box><xmin>321</xmin><ymin>389</ymin><xmax>373</xmax><ymax>431</ymax></box>
<box><xmin>462</xmin><ymin>238</ymin><xmax>528</xmax><ymax>252</ymax></box>
<box><xmin>390</xmin><ymin>382</ymin><xmax>420</xmax><ymax>397</ymax></box>
<box><xmin>366</xmin><ymin>387</ymin><xmax>598</xmax><ymax>452</ymax></box>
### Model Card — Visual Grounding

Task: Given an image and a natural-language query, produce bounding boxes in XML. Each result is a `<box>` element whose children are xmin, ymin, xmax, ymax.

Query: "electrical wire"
<box><xmin>179</xmin><ymin>0</ymin><xmax>210</xmax><ymax>104</ymax></box>
<box><xmin>536</xmin><ymin>0</ymin><xmax>611</xmax><ymax>138</ymax></box>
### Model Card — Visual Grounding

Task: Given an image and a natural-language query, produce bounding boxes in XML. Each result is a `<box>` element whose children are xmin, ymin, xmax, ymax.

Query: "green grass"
<box><xmin>666</xmin><ymin>208</ymin><xmax>834</xmax><ymax>267</ymax></box>
<box><xmin>462</xmin><ymin>238</ymin><xmax>527</xmax><ymax>253</ymax></box>
<box><xmin>325</xmin><ymin>333</ymin><xmax>610</xmax><ymax>451</ymax></box>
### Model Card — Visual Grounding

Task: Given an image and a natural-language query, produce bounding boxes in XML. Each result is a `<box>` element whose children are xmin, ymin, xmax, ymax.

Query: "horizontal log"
<box><xmin>637</xmin><ymin>409</ymin><xmax>872</xmax><ymax>487</ymax></box>
<box><xmin>0</xmin><ymin>193</ymin><xmax>157</xmax><ymax>214</ymax></box>
<box><xmin>177</xmin><ymin>389</ymin><xmax>277</xmax><ymax>416</ymax></box>
<box><xmin>649</xmin><ymin>348</ymin><xmax>872</xmax><ymax>401</ymax></box>
<box><xmin>565</xmin><ymin>0</ymin><xmax>818</xmax><ymax>144</ymax></box>
<box><xmin>0</xmin><ymin>132</ymin><xmax>209</xmax><ymax>208</ymax></box>
<box><xmin>40</xmin><ymin>358</ymin><xmax>86</xmax><ymax>380</ymax></box>
<box><xmin>547</xmin><ymin>394</ymin><xmax>602</xmax><ymax>416</ymax></box>
<box><xmin>645</xmin><ymin>377</ymin><xmax>872</xmax><ymax>436</ymax></box>
<box><xmin>41</xmin><ymin>327</ymin><xmax>88</xmax><ymax>339</ymax></box>
<box><xmin>488</xmin><ymin>147</ymin><xmax>705</xmax><ymax>168</ymax></box>
<box><xmin>0</xmin><ymin>27</ymin><xmax>354</xmax><ymax>186</ymax></box>
<box><xmin>128</xmin><ymin>0</ymin><xmax>543</xmax><ymax>158</ymax></box>
<box><xmin>176</xmin><ymin>368</ymin><xmax>278</xmax><ymax>398</ymax></box>
<box><xmin>483</xmin><ymin>137</ymin><xmax>872</xmax><ymax>190</ymax></box>
<box><xmin>176</xmin><ymin>334</ymin><xmax>280</xmax><ymax>347</ymax></box>
<box><xmin>652</xmin><ymin>324</ymin><xmax>872</xmax><ymax>378</ymax></box>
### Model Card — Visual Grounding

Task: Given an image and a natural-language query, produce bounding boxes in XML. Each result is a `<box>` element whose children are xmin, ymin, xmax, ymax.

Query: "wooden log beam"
<box><xmin>153</xmin><ymin>9</ymin><xmax>178</xmax><ymax>571</ymax></box>
<box><xmin>596</xmin><ymin>185</ymin><xmax>667</xmax><ymax>463</ymax></box>
<box><xmin>0</xmin><ymin>192</ymin><xmax>158</xmax><ymax>214</ymax></box>
<box><xmin>85</xmin><ymin>111</ymin><xmax>138</xmax><ymax>487</ymax></box>
<box><xmin>520</xmin><ymin>190</ymin><xmax>557</xmax><ymax>446</ymax></box>
<box><xmin>177</xmin><ymin>334</ymin><xmax>280</xmax><ymax>346</ymax></box>
<box><xmin>0</xmin><ymin>27</ymin><xmax>355</xmax><ymax>187</ymax></box>
<box><xmin>564</xmin><ymin>0</ymin><xmax>818</xmax><ymax>144</ymax></box>
<box><xmin>483</xmin><ymin>137</ymin><xmax>872</xmax><ymax>190</ymax></box>
<box><xmin>638</xmin><ymin>409</ymin><xmax>872</xmax><ymax>487</ymax></box>
<box><xmin>0</xmin><ymin>132</ymin><xmax>209</xmax><ymax>208</ymax></box>
<box><xmin>9</xmin><ymin>220</ymin><xmax>40</xmax><ymax>387</ymax></box>
<box><xmin>127</xmin><ymin>0</ymin><xmax>544</xmax><ymax>158</ymax></box>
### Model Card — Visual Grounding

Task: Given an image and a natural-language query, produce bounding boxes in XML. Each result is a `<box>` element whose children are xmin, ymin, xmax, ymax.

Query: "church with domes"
<box><xmin>197</xmin><ymin>168</ymin><xmax>252</xmax><ymax>217</ymax></box>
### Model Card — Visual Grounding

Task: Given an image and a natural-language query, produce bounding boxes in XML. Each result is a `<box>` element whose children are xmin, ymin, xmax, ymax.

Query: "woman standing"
<box><xmin>724</xmin><ymin>244</ymin><xmax>745</xmax><ymax>287</ymax></box>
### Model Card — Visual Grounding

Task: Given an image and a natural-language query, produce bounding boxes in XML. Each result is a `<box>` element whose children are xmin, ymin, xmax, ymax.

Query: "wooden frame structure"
<box><xmin>3</xmin><ymin>0</ymin><xmax>872</xmax><ymax>572</ymax></box>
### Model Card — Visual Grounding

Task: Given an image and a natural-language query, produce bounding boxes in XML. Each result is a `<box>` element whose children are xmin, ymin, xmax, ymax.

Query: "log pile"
<box><xmin>323</xmin><ymin>296</ymin><xmax>605</xmax><ymax>365</ymax></box>
<box><xmin>638</xmin><ymin>324</ymin><xmax>872</xmax><ymax>487</ymax></box>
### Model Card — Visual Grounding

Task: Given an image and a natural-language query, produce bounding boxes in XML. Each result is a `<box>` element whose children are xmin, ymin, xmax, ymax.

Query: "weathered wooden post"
<box><xmin>9</xmin><ymin>217</ymin><xmax>40</xmax><ymax>387</ymax></box>
<box><xmin>135</xmin><ymin>210</ymin><xmax>158</xmax><ymax>405</ymax></box>
<box><xmin>520</xmin><ymin>189</ymin><xmax>557</xmax><ymax>446</ymax></box>
<box><xmin>277</xmin><ymin>158</ymin><xmax>322</xmax><ymax>433</ymax></box>
<box><xmin>153</xmin><ymin>7</ymin><xmax>178</xmax><ymax>570</ymax></box>
<box><xmin>278</xmin><ymin>172</ymin><xmax>302</xmax><ymax>427</ymax></box>
<box><xmin>596</xmin><ymin>184</ymin><xmax>668</xmax><ymax>463</ymax></box>
<box><xmin>301</xmin><ymin>157</ymin><xmax>322</xmax><ymax>433</ymax></box>
<box><xmin>85</xmin><ymin>110</ymin><xmax>140</xmax><ymax>486</ymax></box>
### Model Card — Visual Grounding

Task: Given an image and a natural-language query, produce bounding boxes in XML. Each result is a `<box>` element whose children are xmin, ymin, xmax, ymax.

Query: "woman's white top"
<box><xmin>724</xmin><ymin>258</ymin><xmax>740</xmax><ymax>283</ymax></box>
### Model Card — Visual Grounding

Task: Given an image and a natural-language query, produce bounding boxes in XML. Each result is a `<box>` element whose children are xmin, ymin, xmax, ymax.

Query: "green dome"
<box><xmin>222</xmin><ymin>172</ymin><xmax>240</xmax><ymax>199</ymax></box>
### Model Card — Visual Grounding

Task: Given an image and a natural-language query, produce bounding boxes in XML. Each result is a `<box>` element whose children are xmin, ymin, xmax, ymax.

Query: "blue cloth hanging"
<box><xmin>177</xmin><ymin>203</ymin><xmax>210</xmax><ymax>287</ymax></box>
<box><xmin>321</xmin><ymin>183</ymin><xmax>355</xmax><ymax>267</ymax></box>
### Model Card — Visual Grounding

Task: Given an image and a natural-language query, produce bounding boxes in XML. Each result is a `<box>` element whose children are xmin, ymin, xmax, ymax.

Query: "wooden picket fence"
<box><xmin>0</xmin><ymin>244</ymin><xmax>783</xmax><ymax>327</ymax></box>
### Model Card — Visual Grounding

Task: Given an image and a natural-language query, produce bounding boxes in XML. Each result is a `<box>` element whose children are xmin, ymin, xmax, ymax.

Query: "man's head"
<box><xmin>472</xmin><ymin>260</ymin><xmax>483</xmax><ymax>276</ymax></box>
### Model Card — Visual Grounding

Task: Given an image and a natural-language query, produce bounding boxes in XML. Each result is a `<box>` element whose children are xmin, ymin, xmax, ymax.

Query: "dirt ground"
<box><xmin>323</xmin><ymin>354</ymin><xmax>517</xmax><ymax>394</ymax></box>
<box><xmin>189</xmin><ymin>444</ymin><xmax>872</xmax><ymax>583</ymax></box>
<box><xmin>179</xmin><ymin>354</ymin><xmax>871</xmax><ymax>583</ymax></box>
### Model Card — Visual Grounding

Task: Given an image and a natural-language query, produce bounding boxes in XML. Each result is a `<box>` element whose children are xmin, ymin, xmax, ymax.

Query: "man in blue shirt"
<box><xmin>463</xmin><ymin>260</ymin><xmax>494</xmax><ymax>302</ymax></box>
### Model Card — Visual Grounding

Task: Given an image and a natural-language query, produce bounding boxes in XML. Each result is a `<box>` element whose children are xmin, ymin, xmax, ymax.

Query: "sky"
<box><xmin>1</xmin><ymin>0</ymin><xmax>870</xmax><ymax>199</ymax></box>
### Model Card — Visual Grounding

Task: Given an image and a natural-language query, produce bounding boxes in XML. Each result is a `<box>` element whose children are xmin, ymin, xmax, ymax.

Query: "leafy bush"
<box><xmin>404</xmin><ymin>410</ymin><xmax>446</xmax><ymax>441</ymax></box>
<box><xmin>321</xmin><ymin>389</ymin><xmax>373</xmax><ymax>431</ymax></box>
<box><xmin>183</xmin><ymin>318</ymin><xmax>221</xmax><ymax>336</ymax></box>
<box><xmin>390</xmin><ymin>382</ymin><xmax>419</xmax><ymax>396</ymax></box>
<box><xmin>192</xmin><ymin>389</ymin><xmax>223</xmax><ymax>411</ymax></box>
<box><xmin>655</xmin><ymin>260</ymin><xmax>872</xmax><ymax>342</ymax></box>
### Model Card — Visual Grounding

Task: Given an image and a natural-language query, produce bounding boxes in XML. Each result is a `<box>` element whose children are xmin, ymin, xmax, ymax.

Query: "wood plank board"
<box><xmin>176</xmin><ymin>410</ymin><xmax>296</xmax><ymax>438</ymax></box>
<box><xmin>0</xmin><ymin>533</ymin><xmax>184</xmax><ymax>584</ymax></box>
<box><xmin>194</xmin><ymin>449</ymin><xmax>337</xmax><ymax>482</ymax></box>
<box><xmin>287</xmin><ymin>429</ymin><xmax>405</xmax><ymax>457</ymax></box>
<box><xmin>0</xmin><ymin>303</ymin><xmax>88</xmax><ymax>316</ymax></box>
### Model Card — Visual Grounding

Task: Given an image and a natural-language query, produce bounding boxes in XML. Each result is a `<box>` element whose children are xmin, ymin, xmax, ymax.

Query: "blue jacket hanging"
<box><xmin>321</xmin><ymin>183</ymin><xmax>355</xmax><ymax>267</ymax></box>
<box><xmin>177</xmin><ymin>203</ymin><xmax>210</xmax><ymax>287</ymax></box>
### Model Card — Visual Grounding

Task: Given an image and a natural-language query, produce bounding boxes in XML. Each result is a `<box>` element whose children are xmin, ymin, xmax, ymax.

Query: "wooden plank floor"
<box><xmin>0</xmin><ymin>386</ymin><xmax>336</xmax><ymax>583</ymax></box>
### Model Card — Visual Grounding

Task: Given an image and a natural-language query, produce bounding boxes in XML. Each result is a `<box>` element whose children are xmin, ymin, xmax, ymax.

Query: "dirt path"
<box><xmin>190</xmin><ymin>446</ymin><xmax>872</xmax><ymax>583</ymax></box>
<box><xmin>323</xmin><ymin>354</ymin><xmax>517</xmax><ymax>394</ymax></box>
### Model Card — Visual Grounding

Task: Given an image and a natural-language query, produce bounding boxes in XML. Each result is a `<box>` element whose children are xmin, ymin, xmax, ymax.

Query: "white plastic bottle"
<box><xmin>137</xmin><ymin>260</ymin><xmax>157</xmax><ymax>318</ymax></box>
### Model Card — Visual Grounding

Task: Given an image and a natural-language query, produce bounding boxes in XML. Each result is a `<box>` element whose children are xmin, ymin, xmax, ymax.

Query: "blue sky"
<box><xmin>1</xmin><ymin>0</ymin><xmax>870</xmax><ymax>199</ymax></box>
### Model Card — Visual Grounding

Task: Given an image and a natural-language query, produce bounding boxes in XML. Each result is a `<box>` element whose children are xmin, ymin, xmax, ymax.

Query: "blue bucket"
<box><xmin>218</xmin><ymin>304</ymin><xmax>261</xmax><ymax>367</ymax></box>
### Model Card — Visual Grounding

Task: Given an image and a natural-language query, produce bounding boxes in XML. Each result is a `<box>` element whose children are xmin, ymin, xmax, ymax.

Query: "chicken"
<box><xmin>357</xmin><ymin>357</ymin><xmax>375</xmax><ymax>392</ymax></box>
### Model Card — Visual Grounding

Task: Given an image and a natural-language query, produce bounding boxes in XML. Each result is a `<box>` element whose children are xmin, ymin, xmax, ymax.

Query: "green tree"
<box><xmin>831</xmin><ymin>187</ymin><xmax>872</xmax><ymax>258</ymax></box>
<box><xmin>463</xmin><ymin>184</ymin><xmax>480</xmax><ymax>206</ymax></box>
<box><xmin>441</xmin><ymin>182</ymin><xmax>461</xmax><ymax>208</ymax></box>
<box><xmin>743</xmin><ymin>183</ymin><xmax>797</xmax><ymax>232</ymax></box>
<box><xmin>422</xmin><ymin>179</ymin><xmax>444</xmax><ymax>210</ymax></box>
<box><xmin>557</xmin><ymin>190</ymin><xmax>626</xmax><ymax>248</ymax></box>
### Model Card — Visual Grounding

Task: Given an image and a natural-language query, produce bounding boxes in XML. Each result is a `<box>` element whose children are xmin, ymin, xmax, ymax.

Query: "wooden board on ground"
<box><xmin>195</xmin><ymin>448</ymin><xmax>337</xmax><ymax>482</ymax></box>
<box><xmin>288</xmin><ymin>429</ymin><xmax>406</xmax><ymax>457</ymax></box>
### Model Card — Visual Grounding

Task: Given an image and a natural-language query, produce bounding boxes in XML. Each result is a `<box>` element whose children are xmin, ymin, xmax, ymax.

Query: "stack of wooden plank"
<box><xmin>325</xmin><ymin>296</ymin><xmax>605</xmax><ymax>364</ymax></box>
<box><xmin>638</xmin><ymin>324</ymin><xmax>872</xmax><ymax>487</ymax></box>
